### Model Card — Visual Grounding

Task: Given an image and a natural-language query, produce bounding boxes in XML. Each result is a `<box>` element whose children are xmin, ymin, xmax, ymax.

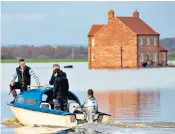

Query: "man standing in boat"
<box><xmin>49</xmin><ymin>64</ymin><xmax>67</xmax><ymax>85</ymax></box>
<box><xmin>52</xmin><ymin>68</ymin><xmax>69</xmax><ymax>111</ymax></box>
<box><xmin>10</xmin><ymin>59</ymin><xmax>40</xmax><ymax>103</ymax></box>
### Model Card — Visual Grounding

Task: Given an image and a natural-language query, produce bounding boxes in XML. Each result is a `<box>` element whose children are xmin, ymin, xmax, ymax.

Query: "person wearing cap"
<box><xmin>52</xmin><ymin>69</ymin><xmax>69</xmax><ymax>111</ymax></box>
<box><xmin>49</xmin><ymin>64</ymin><xmax>67</xmax><ymax>85</ymax></box>
<box><xmin>9</xmin><ymin>59</ymin><xmax>40</xmax><ymax>103</ymax></box>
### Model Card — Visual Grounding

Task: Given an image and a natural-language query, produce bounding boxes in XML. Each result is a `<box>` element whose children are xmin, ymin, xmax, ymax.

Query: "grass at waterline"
<box><xmin>1</xmin><ymin>57</ymin><xmax>175</xmax><ymax>63</ymax></box>
<box><xmin>168</xmin><ymin>57</ymin><xmax>175</xmax><ymax>61</ymax></box>
<box><xmin>1</xmin><ymin>59</ymin><xmax>88</xmax><ymax>63</ymax></box>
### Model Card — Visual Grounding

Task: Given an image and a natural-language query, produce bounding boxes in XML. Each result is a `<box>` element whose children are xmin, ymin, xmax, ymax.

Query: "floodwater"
<box><xmin>1</xmin><ymin>62</ymin><xmax>175</xmax><ymax>134</ymax></box>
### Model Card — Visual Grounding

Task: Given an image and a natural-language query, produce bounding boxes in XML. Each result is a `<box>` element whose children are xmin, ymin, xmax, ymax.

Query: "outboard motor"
<box><xmin>83</xmin><ymin>98</ymin><xmax>98</xmax><ymax>122</ymax></box>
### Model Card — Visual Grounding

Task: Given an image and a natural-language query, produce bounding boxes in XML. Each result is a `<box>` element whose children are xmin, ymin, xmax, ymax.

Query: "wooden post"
<box><xmin>121</xmin><ymin>46</ymin><xmax>123</xmax><ymax>68</ymax></box>
<box><xmin>72</xmin><ymin>46</ymin><xmax>74</xmax><ymax>59</ymax></box>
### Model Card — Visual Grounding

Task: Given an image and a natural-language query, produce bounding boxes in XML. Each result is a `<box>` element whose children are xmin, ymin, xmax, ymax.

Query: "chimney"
<box><xmin>108</xmin><ymin>9</ymin><xmax>114</xmax><ymax>20</ymax></box>
<box><xmin>133</xmin><ymin>10</ymin><xmax>139</xmax><ymax>18</ymax></box>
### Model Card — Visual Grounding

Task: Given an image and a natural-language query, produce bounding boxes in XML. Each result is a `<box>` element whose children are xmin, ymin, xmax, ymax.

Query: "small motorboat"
<box><xmin>7</xmin><ymin>87</ymin><xmax>111</xmax><ymax>127</ymax></box>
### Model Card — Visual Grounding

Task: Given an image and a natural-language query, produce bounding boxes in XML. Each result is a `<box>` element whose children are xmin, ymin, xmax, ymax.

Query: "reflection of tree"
<box><xmin>95</xmin><ymin>89</ymin><xmax>160</xmax><ymax>121</ymax></box>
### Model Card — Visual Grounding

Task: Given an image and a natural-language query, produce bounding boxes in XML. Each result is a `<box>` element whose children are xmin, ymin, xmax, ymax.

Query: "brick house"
<box><xmin>88</xmin><ymin>10</ymin><xmax>168</xmax><ymax>69</ymax></box>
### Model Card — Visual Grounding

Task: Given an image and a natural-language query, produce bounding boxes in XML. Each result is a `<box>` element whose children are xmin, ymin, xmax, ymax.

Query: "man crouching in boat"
<box><xmin>52</xmin><ymin>69</ymin><xmax>69</xmax><ymax>112</ymax></box>
<box><xmin>9</xmin><ymin>59</ymin><xmax>40</xmax><ymax>103</ymax></box>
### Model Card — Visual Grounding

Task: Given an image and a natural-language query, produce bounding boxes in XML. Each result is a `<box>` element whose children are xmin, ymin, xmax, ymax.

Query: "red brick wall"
<box><xmin>159</xmin><ymin>52</ymin><xmax>167</xmax><ymax>66</ymax></box>
<box><xmin>88</xmin><ymin>18</ymin><xmax>137</xmax><ymax>69</ymax></box>
<box><xmin>137</xmin><ymin>35</ymin><xmax>159</xmax><ymax>67</ymax></box>
<box><xmin>88</xmin><ymin>37</ymin><xmax>91</xmax><ymax>68</ymax></box>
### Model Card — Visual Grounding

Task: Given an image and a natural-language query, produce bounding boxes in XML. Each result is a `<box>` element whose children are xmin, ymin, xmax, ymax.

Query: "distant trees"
<box><xmin>1</xmin><ymin>44</ymin><xmax>175</xmax><ymax>60</ymax></box>
<box><xmin>1</xmin><ymin>45</ymin><xmax>88</xmax><ymax>59</ymax></box>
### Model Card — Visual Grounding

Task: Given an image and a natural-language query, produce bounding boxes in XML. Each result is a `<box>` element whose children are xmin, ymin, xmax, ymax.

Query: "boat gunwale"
<box><xmin>6</xmin><ymin>102</ymin><xmax>75</xmax><ymax>116</ymax></box>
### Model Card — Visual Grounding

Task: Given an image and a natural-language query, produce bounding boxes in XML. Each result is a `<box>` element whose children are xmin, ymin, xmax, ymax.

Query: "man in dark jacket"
<box><xmin>52</xmin><ymin>69</ymin><xmax>69</xmax><ymax>111</ymax></box>
<box><xmin>10</xmin><ymin>59</ymin><xmax>40</xmax><ymax>103</ymax></box>
<box><xmin>49</xmin><ymin>64</ymin><xmax>67</xmax><ymax>85</ymax></box>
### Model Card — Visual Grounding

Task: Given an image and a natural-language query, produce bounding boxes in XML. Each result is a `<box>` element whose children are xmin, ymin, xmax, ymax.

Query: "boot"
<box><xmin>11</xmin><ymin>90</ymin><xmax>17</xmax><ymax>103</ymax></box>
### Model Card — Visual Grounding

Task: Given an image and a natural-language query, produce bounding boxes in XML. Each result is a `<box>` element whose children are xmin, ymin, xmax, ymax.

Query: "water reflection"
<box><xmin>95</xmin><ymin>89</ymin><xmax>160</xmax><ymax>122</ymax></box>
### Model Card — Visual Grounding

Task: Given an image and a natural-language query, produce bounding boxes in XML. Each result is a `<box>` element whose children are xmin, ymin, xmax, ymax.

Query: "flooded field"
<box><xmin>1</xmin><ymin>62</ymin><xmax>175</xmax><ymax>133</ymax></box>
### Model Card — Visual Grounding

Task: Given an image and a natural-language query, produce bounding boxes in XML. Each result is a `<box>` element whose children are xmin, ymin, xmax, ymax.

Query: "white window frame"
<box><xmin>92</xmin><ymin>54</ymin><xmax>95</xmax><ymax>60</ymax></box>
<box><xmin>147</xmin><ymin>38</ymin><xmax>150</xmax><ymax>45</ymax></box>
<box><xmin>153</xmin><ymin>53</ymin><xmax>157</xmax><ymax>61</ymax></box>
<box><xmin>140</xmin><ymin>53</ymin><xmax>144</xmax><ymax>61</ymax></box>
<box><xmin>140</xmin><ymin>38</ymin><xmax>143</xmax><ymax>46</ymax></box>
<box><xmin>153</xmin><ymin>38</ymin><xmax>157</xmax><ymax>45</ymax></box>
<box><xmin>92</xmin><ymin>39</ymin><xmax>95</xmax><ymax>47</ymax></box>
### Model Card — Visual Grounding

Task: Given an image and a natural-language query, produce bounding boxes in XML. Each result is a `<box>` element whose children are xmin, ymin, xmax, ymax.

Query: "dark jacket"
<box><xmin>16</xmin><ymin>66</ymin><xmax>31</xmax><ymax>86</ymax></box>
<box><xmin>49</xmin><ymin>70</ymin><xmax>67</xmax><ymax>85</ymax></box>
<box><xmin>53</xmin><ymin>76</ymin><xmax>69</xmax><ymax>99</ymax></box>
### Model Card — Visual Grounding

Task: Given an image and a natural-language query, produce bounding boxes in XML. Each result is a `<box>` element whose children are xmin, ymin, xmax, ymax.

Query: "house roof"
<box><xmin>88</xmin><ymin>24</ymin><xmax>105</xmax><ymax>36</ymax></box>
<box><xmin>88</xmin><ymin>17</ymin><xmax>159</xmax><ymax>36</ymax></box>
<box><xmin>159</xmin><ymin>45</ymin><xmax>168</xmax><ymax>52</ymax></box>
<box><xmin>117</xmin><ymin>17</ymin><xmax>159</xmax><ymax>35</ymax></box>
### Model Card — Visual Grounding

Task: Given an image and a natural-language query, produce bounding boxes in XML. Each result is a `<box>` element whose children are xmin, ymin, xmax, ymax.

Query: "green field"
<box><xmin>168</xmin><ymin>57</ymin><xmax>175</xmax><ymax>61</ymax></box>
<box><xmin>1</xmin><ymin>57</ymin><xmax>175</xmax><ymax>63</ymax></box>
<box><xmin>1</xmin><ymin>59</ymin><xmax>88</xmax><ymax>63</ymax></box>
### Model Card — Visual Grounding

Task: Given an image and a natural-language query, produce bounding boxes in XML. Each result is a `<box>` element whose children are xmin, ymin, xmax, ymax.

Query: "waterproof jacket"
<box><xmin>53</xmin><ymin>76</ymin><xmax>69</xmax><ymax>99</ymax></box>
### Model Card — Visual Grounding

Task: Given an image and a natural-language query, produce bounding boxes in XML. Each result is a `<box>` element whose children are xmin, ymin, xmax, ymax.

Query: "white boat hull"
<box><xmin>9</xmin><ymin>105</ymin><xmax>77</xmax><ymax>127</ymax></box>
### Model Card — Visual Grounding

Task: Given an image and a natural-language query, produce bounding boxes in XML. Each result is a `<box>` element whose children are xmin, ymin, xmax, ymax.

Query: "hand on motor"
<box><xmin>10</xmin><ymin>81</ymin><xmax>14</xmax><ymax>86</ymax></box>
<box><xmin>79</xmin><ymin>105</ymin><xmax>84</xmax><ymax>108</ymax></box>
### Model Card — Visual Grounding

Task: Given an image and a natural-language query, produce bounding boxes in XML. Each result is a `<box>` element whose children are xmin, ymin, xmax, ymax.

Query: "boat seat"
<box><xmin>40</xmin><ymin>102</ymin><xmax>51</xmax><ymax>109</ymax></box>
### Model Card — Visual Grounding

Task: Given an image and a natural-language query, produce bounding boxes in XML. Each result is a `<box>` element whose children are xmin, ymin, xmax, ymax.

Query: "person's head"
<box><xmin>53</xmin><ymin>64</ymin><xmax>60</xmax><ymax>70</ymax></box>
<box><xmin>19</xmin><ymin>59</ymin><xmax>25</xmax><ymax>69</ymax></box>
<box><xmin>87</xmin><ymin>89</ymin><xmax>94</xmax><ymax>98</ymax></box>
<box><xmin>53</xmin><ymin>69</ymin><xmax>60</xmax><ymax>77</ymax></box>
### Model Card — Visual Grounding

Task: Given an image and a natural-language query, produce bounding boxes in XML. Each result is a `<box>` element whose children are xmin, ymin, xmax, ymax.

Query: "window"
<box><xmin>147</xmin><ymin>38</ymin><xmax>150</xmax><ymax>45</ymax></box>
<box><xmin>140</xmin><ymin>53</ymin><xmax>144</xmax><ymax>61</ymax></box>
<box><xmin>42</xmin><ymin>94</ymin><xmax>48</xmax><ymax>102</ymax></box>
<box><xmin>146</xmin><ymin>53</ymin><xmax>150</xmax><ymax>61</ymax></box>
<box><xmin>26</xmin><ymin>98</ymin><xmax>36</xmax><ymax>105</ymax></box>
<box><xmin>16</xmin><ymin>97</ymin><xmax>24</xmax><ymax>104</ymax></box>
<box><xmin>153</xmin><ymin>38</ymin><xmax>157</xmax><ymax>45</ymax></box>
<box><xmin>92</xmin><ymin>39</ymin><xmax>95</xmax><ymax>47</ymax></box>
<box><xmin>153</xmin><ymin>53</ymin><xmax>157</xmax><ymax>61</ymax></box>
<box><xmin>92</xmin><ymin>54</ymin><xmax>95</xmax><ymax>60</ymax></box>
<box><xmin>140</xmin><ymin>38</ymin><xmax>143</xmax><ymax>45</ymax></box>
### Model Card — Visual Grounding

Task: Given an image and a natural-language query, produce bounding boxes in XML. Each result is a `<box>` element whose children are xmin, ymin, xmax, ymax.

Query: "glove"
<box><xmin>53</xmin><ymin>99</ymin><xmax>55</xmax><ymax>103</ymax></box>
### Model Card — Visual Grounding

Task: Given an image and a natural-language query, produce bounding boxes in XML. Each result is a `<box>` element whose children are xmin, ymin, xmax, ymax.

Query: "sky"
<box><xmin>1</xmin><ymin>1</ymin><xmax>175</xmax><ymax>45</ymax></box>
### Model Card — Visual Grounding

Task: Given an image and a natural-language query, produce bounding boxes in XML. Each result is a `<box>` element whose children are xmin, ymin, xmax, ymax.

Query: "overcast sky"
<box><xmin>1</xmin><ymin>1</ymin><xmax>175</xmax><ymax>45</ymax></box>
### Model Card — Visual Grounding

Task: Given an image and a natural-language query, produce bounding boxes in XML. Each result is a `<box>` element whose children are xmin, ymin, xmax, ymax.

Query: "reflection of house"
<box><xmin>95</xmin><ymin>89</ymin><xmax>160</xmax><ymax>121</ymax></box>
<box><xmin>88</xmin><ymin>10</ymin><xmax>168</xmax><ymax>69</ymax></box>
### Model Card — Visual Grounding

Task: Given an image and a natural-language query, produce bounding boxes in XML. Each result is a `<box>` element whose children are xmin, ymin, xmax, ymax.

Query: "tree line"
<box><xmin>1</xmin><ymin>45</ymin><xmax>88</xmax><ymax>59</ymax></box>
<box><xmin>1</xmin><ymin>44</ymin><xmax>175</xmax><ymax>60</ymax></box>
